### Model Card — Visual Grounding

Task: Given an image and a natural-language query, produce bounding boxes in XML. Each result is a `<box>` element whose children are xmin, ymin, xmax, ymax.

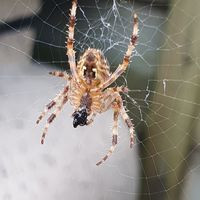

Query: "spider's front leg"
<box><xmin>66</xmin><ymin>0</ymin><xmax>79</xmax><ymax>80</ymax></box>
<box><xmin>92</xmin><ymin>14</ymin><xmax>138</xmax><ymax>92</ymax></box>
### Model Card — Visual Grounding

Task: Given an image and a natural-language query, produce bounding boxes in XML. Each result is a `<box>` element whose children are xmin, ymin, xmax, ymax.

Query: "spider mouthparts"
<box><xmin>72</xmin><ymin>108</ymin><xmax>88</xmax><ymax>128</ymax></box>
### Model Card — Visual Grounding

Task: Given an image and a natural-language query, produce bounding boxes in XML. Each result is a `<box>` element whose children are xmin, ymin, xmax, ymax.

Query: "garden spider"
<box><xmin>36</xmin><ymin>0</ymin><xmax>139</xmax><ymax>166</ymax></box>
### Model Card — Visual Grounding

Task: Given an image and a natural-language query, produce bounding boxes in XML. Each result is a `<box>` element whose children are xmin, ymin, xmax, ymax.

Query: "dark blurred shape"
<box><xmin>0</xmin><ymin>15</ymin><xmax>34</xmax><ymax>35</ymax></box>
<box><xmin>32</xmin><ymin>0</ymin><xmax>70</xmax><ymax>69</ymax></box>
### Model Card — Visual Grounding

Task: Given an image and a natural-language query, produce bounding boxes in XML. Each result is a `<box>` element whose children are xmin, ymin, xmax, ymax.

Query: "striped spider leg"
<box><xmin>96</xmin><ymin>87</ymin><xmax>135</xmax><ymax>166</ymax></box>
<box><xmin>92</xmin><ymin>13</ymin><xmax>139</xmax><ymax>93</ymax></box>
<box><xmin>36</xmin><ymin>86</ymin><xmax>69</xmax><ymax>144</ymax></box>
<box><xmin>66</xmin><ymin>0</ymin><xmax>79</xmax><ymax>81</ymax></box>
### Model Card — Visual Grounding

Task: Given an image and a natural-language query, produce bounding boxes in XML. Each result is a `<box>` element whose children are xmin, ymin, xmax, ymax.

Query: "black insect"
<box><xmin>72</xmin><ymin>108</ymin><xmax>88</xmax><ymax>128</ymax></box>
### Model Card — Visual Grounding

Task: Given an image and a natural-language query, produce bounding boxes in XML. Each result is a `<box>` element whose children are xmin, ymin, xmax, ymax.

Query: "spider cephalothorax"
<box><xmin>36</xmin><ymin>0</ymin><xmax>139</xmax><ymax>166</ymax></box>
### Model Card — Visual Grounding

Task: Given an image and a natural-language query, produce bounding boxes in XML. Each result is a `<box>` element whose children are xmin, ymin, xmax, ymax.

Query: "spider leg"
<box><xmin>36</xmin><ymin>86</ymin><xmax>69</xmax><ymax>124</ymax></box>
<box><xmin>86</xmin><ymin>113</ymin><xmax>96</xmax><ymax>126</ymax></box>
<box><xmin>66</xmin><ymin>0</ymin><xmax>78</xmax><ymax>80</ymax></box>
<box><xmin>49</xmin><ymin>71</ymin><xmax>70</xmax><ymax>81</ymax></box>
<box><xmin>41</xmin><ymin>93</ymin><xmax>68</xmax><ymax>144</ymax></box>
<box><xmin>96</xmin><ymin>108</ymin><xmax>119</xmax><ymax>166</ymax></box>
<box><xmin>96</xmin><ymin>88</ymin><xmax>135</xmax><ymax>166</ymax></box>
<box><xmin>93</xmin><ymin>14</ymin><xmax>138</xmax><ymax>92</ymax></box>
<box><xmin>101</xmin><ymin>87</ymin><xmax>127</xmax><ymax>112</ymax></box>
<box><xmin>120</xmin><ymin>106</ymin><xmax>136</xmax><ymax>148</ymax></box>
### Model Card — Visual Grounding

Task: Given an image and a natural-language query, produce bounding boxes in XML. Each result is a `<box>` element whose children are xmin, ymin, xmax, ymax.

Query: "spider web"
<box><xmin>0</xmin><ymin>0</ymin><xmax>200</xmax><ymax>200</ymax></box>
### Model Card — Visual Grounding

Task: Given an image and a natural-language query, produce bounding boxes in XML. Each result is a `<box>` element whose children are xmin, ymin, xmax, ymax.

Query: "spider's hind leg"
<box><xmin>36</xmin><ymin>100</ymin><xmax>56</xmax><ymax>124</ymax></box>
<box><xmin>41</xmin><ymin>89</ymin><xmax>69</xmax><ymax>144</ymax></box>
<box><xmin>120</xmin><ymin>106</ymin><xmax>136</xmax><ymax>148</ymax></box>
<box><xmin>36</xmin><ymin>86</ymin><xmax>69</xmax><ymax>124</ymax></box>
<box><xmin>96</xmin><ymin>103</ymin><xmax>120</xmax><ymax>166</ymax></box>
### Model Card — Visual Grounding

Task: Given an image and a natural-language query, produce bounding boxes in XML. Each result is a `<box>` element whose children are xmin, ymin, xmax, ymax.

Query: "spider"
<box><xmin>36</xmin><ymin>0</ymin><xmax>139</xmax><ymax>166</ymax></box>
